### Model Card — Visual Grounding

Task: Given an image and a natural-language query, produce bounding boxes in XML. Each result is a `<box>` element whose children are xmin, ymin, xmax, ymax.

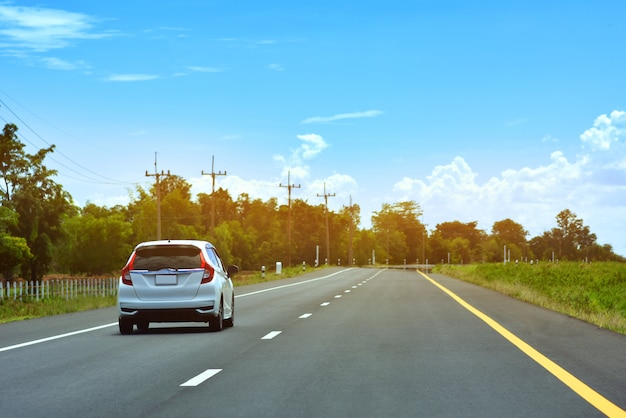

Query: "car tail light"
<box><xmin>200</xmin><ymin>253</ymin><xmax>215</xmax><ymax>284</ymax></box>
<box><xmin>121</xmin><ymin>253</ymin><xmax>136</xmax><ymax>286</ymax></box>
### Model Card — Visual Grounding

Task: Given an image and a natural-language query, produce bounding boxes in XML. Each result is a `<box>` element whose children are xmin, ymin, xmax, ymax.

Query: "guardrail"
<box><xmin>0</xmin><ymin>278</ymin><xmax>118</xmax><ymax>301</ymax></box>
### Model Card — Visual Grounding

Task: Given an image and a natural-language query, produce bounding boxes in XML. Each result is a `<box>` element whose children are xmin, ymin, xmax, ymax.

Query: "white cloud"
<box><xmin>41</xmin><ymin>56</ymin><xmax>89</xmax><ymax>70</ymax></box>
<box><xmin>281</xmin><ymin>165</ymin><xmax>309</xmax><ymax>180</ymax></box>
<box><xmin>189</xmin><ymin>171</ymin><xmax>358</xmax><ymax>213</ymax></box>
<box><xmin>541</xmin><ymin>134</ymin><xmax>559</xmax><ymax>143</ymax></box>
<box><xmin>273</xmin><ymin>134</ymin><xmax>329</xmax><ymax>180</ymax></box>
<box><xmin>267</xmin><ymin>63</ymin><xmax>284</xmax><ymax>71</ymax></box>
<box><xmin>391</xmin><ymin>111</ymin><xmax>626</xmax><ymax>251</ymax></box>
<box><xmin>0</xmin><ymin>5</ymin><xmax>111</xmax><ymax>52</ymax></box>
<box><xmin>187</xmin><ymin>66</ymin><xmax>223</xmax><ymax>73</ymax></box>
<box><xmin>220</xmin><ymin>134</ymin><xmax>241</xmax><ymax>141</ymax></box>
<box><xmin>188</xmin><ymin>110</ymin><xmax>626</xmax><ymax>253</ymax></box>
<box><xmin>191</xmin><ymin>174</ymin><xmax>278</xmax><ymax>202</ymax></box>
<box><xmin>129</xmin><ymin>129</ymin><xmax>148</xmax><ymax>137</ymax></box>
<box><xmin>301</xmin><ymin>110</ymin><xmax>384</xmax><ymax>124</ymax></box>
<box><xmin>580</xmin><ymin>110</ymin><xmax>626</xmax><ymax>151</ymax></box>
<box><xmin>308</xmin><ymin>174</ymin><xmax>358</xmax><ymax>205</ymax></box>
<box><xmin>189</xmin><ymin>134</ymin><xmax>356</xmax><ymax>212</ymax></box>
<box><xmin>297</xmin><ymin>133</ymin><xmax>328</xmax><ymax>159</ymax></box>
<box><xmin>105</xmin><ymin>73</ymin><xmax>160</xmax><ymax>82</ymax></box>
<box><xmin>505</xmin><ymin>117</ymin><xmax>529</xmax><ymax>127</ymax></box>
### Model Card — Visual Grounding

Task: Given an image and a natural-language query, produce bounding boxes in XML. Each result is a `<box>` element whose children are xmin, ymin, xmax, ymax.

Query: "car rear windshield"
<box><xmin>133</xmin><ymin>245</ymin><xmax>202</xmax><ymax>270</ymax></box>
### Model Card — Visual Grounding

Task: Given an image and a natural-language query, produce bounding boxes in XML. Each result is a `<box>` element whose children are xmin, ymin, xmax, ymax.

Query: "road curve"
<box><xmin>0</xmin><ymin>267</ymin><xmax>624</xmax><ymax>417</ymax></box>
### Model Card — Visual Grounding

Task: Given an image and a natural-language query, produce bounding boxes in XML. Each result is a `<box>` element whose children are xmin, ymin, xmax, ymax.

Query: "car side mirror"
<box><xmin>227</xmin><ymin>265</ymin><xmax>239</xmax><ymax>276</ymax></box>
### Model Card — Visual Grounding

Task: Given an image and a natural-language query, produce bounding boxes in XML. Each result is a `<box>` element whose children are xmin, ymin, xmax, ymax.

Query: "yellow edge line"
<box><xmin>418</xmin><ymin>271</ymin><xmax>626</xmax><ymax>418</ymax></box>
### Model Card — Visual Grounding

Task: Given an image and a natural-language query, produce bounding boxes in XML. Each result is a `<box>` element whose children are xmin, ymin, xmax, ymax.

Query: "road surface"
<box><xmin>1</xmin><ymin>267</ymin><xmax>624</xmax><ymax>417</ymax></box>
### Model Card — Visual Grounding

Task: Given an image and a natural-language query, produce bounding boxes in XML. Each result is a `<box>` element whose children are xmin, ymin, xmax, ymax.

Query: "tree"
<box><xmin>56</xmin><ymin>204</ymin><xmax>133</xmax><ymax>275</ymax></box>
<box><xmin>236</xmin><ymin>194</ymin><xmax>281</xmax><ymax>268</ymax></box>
<box><xmin>553</xmin><ymin>209</ymin><xmax>597</xmax><ymax>260</ymax></box>
<box><xmin>212</xmin><ymin>220</ymin><xmax>251</xmax><ymax>268</ymax></box>
<box><xmin>290</xmin><ymin>200</ymin><xmax>325</xmax><ymax>266</ymax></box>
<box><xmin>433</xmin><ymin>220</ymin><xmax>486</xmax><ymax>263</ymax></box>
<box><xmin>491</xmin><ymin>218</ymin><xmax>529</xmax><ymax>261</ymax></box>
<box><xmin>198</xmin><ymin>187</ymin><xmax>237</xmax><ymax>238</ymax></box>
<box><xmin>0</xmin><ymin>124</ymin><xmax>27</xmax><ymax>201</ymax></box>
<box><xmin>1</xmin><ymin>123</ymin><xmax>75</xmax><ymax>280</ymax></box>
<box><xmin>353</xmin><ymin>228</ymin><xmax>377</xmax><ymax>265</ymax></box>
<box><xmin>371</xmin><ymin>201</ymin><xmax>423</xmax><ymax>264</ymax></box>
<box><xmin>127</xmin><ymin>185</ymin><xmax>157</xmax><ymax>243</ymax></box>
<box><xmin>0</xmin><ymin>206</ymin><xmax>32</xmax><ymax>280</ymax></box>
<box><xmin>492</xmin><ymin>218</ymin><xmax>527</xmax><ymax>247</ymax></box>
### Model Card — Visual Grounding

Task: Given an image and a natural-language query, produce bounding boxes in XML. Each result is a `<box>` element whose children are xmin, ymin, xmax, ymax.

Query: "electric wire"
<box><xmin>0</xmin><ymin>94</ymin><xmax>139</xmax><ymax>186</ymax></box>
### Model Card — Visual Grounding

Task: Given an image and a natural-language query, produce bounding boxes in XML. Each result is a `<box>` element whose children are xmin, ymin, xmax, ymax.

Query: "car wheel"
<box><xmin>119</xmin><ymin>318</ymin><xmax>133</xmax><ymax>335</ymax></box>
<box><xmin>209</xmin><ymin>300</ymin><xmax>224</xmax><ymax>332</ymax></box>
<box><xmin>224</xmin><ymin>296</ymin><xmax>234</xmax><ymax>328</ymax></box>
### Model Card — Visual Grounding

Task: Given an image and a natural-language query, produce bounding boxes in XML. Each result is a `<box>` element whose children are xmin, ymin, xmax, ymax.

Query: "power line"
<box><xmin>0</xmin><ymin>95</ymin><xmax>137</xmax><ymax>186</ymax></box>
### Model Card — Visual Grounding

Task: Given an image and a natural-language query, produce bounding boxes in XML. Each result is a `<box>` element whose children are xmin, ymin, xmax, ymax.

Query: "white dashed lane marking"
<box><xmin>261</xmin><ymin>331</ymin><xmax>282</xmax><ymax>340</ymax></box>
<box><xmin>180</xmin><ymin>369</ymin><xmax>222</xmax><ymax>387</ymax></box>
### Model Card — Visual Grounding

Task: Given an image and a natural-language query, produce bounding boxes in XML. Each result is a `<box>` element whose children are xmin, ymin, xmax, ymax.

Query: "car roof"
<box><xmin>134</xmin><ymin>239</ymin><xmax>214</xmax><ymax>251</ymax></box>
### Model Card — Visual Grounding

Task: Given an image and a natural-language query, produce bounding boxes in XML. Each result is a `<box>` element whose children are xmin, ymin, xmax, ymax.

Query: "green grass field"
<box><xmin>434</xmin><ymin>262</ymin><xmax>626</xmax><ymax>334</ymax></box>
<box><xmin>0</xmin><ymin>296</ymin><xmax>118</xmax><ymax>323</ymax></box>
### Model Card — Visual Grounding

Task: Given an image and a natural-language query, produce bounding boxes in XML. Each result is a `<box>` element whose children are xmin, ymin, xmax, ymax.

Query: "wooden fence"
<box><xmin>0</xmin><ymin>278</ymin><xmax>118</xmax><ymax>301</ymax></box>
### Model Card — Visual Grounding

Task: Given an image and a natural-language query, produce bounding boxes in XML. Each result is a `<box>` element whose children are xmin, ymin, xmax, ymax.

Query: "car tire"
<box><xmin>224</xmin><ymin>296</ymin><xmax>234</xmax><ymax>328</ymax></box>
<box><xmin>209</xmin><ymin>300</ymin><xmax>224</xmax><ymax>332</ymax></box>
<box><xmin>119</xmin><ymin>318</ymin><xmax>133</xmax><ymax>335</ymax></box>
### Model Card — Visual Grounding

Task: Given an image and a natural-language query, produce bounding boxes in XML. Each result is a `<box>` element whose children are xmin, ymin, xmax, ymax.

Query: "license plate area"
<box><xmin>155</xmin><ymin>274</ymin><xmax>177</xmax><ymax>285</ymax></box>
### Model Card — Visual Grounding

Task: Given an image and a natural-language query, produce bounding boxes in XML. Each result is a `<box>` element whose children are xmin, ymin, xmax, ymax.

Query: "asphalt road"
<box><xmin>1</xmin><ymin>267</ymin><xmax>624</xmax><ymax>417</ymax></box>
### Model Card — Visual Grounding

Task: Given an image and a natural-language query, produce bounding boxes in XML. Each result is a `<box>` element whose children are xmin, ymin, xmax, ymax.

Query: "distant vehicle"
<box><xmin>117</xmin><ymin>239</ymin><xmax>238</xmax><ymax>334</ymax></box>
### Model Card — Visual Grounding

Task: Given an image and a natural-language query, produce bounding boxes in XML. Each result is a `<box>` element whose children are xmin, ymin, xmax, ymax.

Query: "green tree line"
<box><xmin>1</xmin><ymin>123</ymin><xmax>623</xmax><ymax>280</ymax></box>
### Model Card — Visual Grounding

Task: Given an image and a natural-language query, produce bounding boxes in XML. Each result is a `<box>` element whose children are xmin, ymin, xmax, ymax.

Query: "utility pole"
<box><xmin>145</xmin><ymin>152</ymin><xmax>171</xmax><ymax>240</ymax></box>
<box><xmin>317</xmin><ymin>182</ymin><xmax>335</xmax><ymax>265</ymax></box>
<box><xmin>201</xmin><ymin>155</ymin><xmax>227</xmax><ymax>235</ymax></box>
<box><xmin>346</xmin><ymin>195</ymin><xmax>355</xmax><ymax>266</ymax></box>
<box><xmin>280</xmin><ymin>171</ymin><xmax>300</xmax><ymax>267</ymax></box>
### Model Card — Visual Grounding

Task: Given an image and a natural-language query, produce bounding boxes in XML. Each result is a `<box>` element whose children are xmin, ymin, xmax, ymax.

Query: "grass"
<box><xmin>0</xmin><ymin>296</ymin><xmax>118</xmax><ymax>324</ymax></box>
<box><xmin>232</xmin><ymin>265</ymin><xmax>321</xmax><ymax>286</ymax></box>
<box><xmin>0</xmin><ymin>265</ymin><xmax>324</xmax><ymax>324</ymax></box>
<box><xmin>434</xmin><ymin>262</ymin><xmax>626</xmax><ymax>334</ymax></box>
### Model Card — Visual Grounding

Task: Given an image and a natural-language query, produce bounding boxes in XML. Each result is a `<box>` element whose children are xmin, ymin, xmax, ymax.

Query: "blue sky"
<box><xmin>1</xmin><ymin>1</ymin><xmax>625</xmax><ymax>256</ymax></box>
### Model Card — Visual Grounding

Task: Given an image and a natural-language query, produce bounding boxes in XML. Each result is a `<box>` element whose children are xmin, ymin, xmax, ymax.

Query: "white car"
<box><xmin>117</xmin><ymin>240</ymin><xmax>238</xmax><ymax>334</ymax></box>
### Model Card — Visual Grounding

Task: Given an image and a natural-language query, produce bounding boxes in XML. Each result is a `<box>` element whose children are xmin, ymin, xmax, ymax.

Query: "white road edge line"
<box><xmin>0</xmin><ymin>322</ymin><xmax>118</xmax><ymax>353</ymax></box>
<box><xmin>235</xmin><ymin>268</ymin><xmax>354</xmax><ymax>298</ymax></box>
<box><xmin>180</xmin><ymin>369</ymin><xmax>222</xmax><ymax>387</ymax></box>
<box><xmin>261</xmin><ymin>331</ymin><xmax>282</xmax><ymax>340</ymax></box>
<box><xmin>299</xmin><ymin>313</ymin><xmax>313</xmax><ymax>319</ymax></box>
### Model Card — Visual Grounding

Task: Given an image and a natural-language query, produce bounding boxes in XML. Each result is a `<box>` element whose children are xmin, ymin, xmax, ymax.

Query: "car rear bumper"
<box><xmin>119</xmin><ymin>305</ymin><xmax>218</xmax><ymax>323</ymax></box>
